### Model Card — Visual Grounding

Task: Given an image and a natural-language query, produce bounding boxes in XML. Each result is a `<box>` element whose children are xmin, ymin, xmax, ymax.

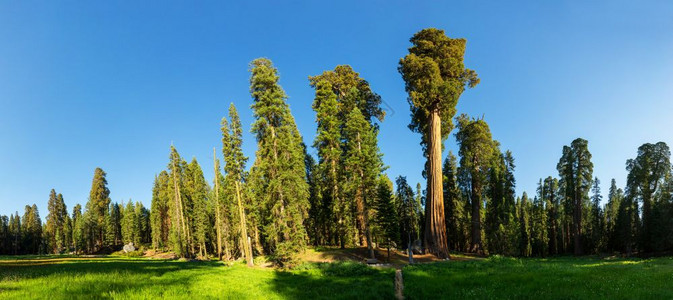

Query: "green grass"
<box><xmin>403</xmin><ymin>255</ymin><xmax>673</xmax><ymax>299</ymax></box>
<box><xmin>0</xmin><ymin>256</ymin><xmax>394</xmax><ymax>299</ymax></box>
<box><xmin>3</xmin><ymin>254</ymin><xmax>673</xmax><ymax>299</ymax></box>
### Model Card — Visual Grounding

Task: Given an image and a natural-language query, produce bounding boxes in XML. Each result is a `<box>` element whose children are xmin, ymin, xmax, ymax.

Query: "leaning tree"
<box><xmin>398</xmin><ymin>28</ymin><xmax>479</xmax><ymax>258</ymax></box>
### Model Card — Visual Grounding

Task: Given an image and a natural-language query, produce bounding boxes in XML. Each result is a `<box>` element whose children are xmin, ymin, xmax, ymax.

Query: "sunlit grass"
<box><xmin>403</xmin><ymin>256</ymin><xmax>673</xmax><ymax>299</ymax></box>
<box><xmin>0</xmin><ymin>256</ymin><xmax>394</xmax><ymax>300</ymax></box>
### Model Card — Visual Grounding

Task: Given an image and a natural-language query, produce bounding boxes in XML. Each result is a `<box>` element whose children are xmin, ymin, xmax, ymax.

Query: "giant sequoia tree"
<box><xmin>398</xmin><ymin>28</ymin><xmax>479</xmax><ymax>258</ymax></box>
<box><xmin>455</xmin><ymin>114</ymin><xmax>496</xmax><ymax>254</ymax></box>
<box><xmin>625</xmin><ymin>142</ymin><xmax>671</xmax><ymax>252</ymax></box>
<box><xmin>557</xmin><ymin>138</ymin><xmax>593</xmax><ymax>255</ymax></box>
<box><xmin>249</xmin><ymin>58</ymin><xmax>309</xmax><ymax>264</ymax></box>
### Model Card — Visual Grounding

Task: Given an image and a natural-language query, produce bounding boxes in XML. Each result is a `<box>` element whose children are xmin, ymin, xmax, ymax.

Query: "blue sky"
<box><xmin>1</xmin><ymin>1</ymin><xmax>672</xmax><ymax>217</ymax></box>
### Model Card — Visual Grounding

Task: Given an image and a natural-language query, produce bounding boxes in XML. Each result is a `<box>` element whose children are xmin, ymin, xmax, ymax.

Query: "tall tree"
<box><xmin>151</xmin><ymin>171</ymin><xmax>171</xmax><ymax>250</ymax></box>
<box><xmin>518</xmin><ymin>193</ymin><xmax>532</xmax><ymax>257</ymax></box>
<box><xmin>343</xmin><ymin>107</ymin><xmax>384</xmax><ymax>258</ymax></box>
<box><xmin>605</xmin><ymin>179</ymin><xmax>623</xmax><ymax>251</ymax></box>
<box><xmin>168</xmin><ymin>146</ymin><xmax>189</xmax><ymax>257</ymax></box>
<box><xmin>557</xmin><ymin>138</ymin><xmax>593</xmax><ymax>255</ymax></box>
<box><xmin>222</xmin><ymin>103</ymin><xmax>253</xmax><ymax>266</ymax></box>
<box><xmin>443</xmin><ymin>152</ymin><xmax>467</xmax><ymax>252</ymax></box>
<box><xmin>85</xmin><ymin>168</ymin><xmax>111</xmax><ymax>252</ymax></box>
<box><xmin>398</xmin><ymin>28</ymin><xmax>479</xmax><ymax>258</ymax></box>
<box><xmin>625</xmin><ymin>142</ymin><xmax>671</xmax><ymax>252</ymax></box>
<box><xmin>249</xmin><ymin>58</ymin><xmax>309</xmax><ymax>265</ymax></box>
<box><xmin>46</xmin><ymin>189</ymin><xmax>68</xmax><ymax>253</ymax></box>
<box><xmin>455</xmin><ymin>114</ymin><xmax>496</xmax><ymax>254</ymax></box>
<box><xmin>397</xmin><ymin>176</ymin><xmax>420</xmax><ymax>262</ymax></box>
<box><xmin>308</xmin><ymin>65</ymin><xmax>385</xmax><ymax>129</ymax></box>
<box><xmin>374</xmin><ymin>175</ymin><xmax>399</xmax><ymax>262</ymax></box>
<box><xmin>311</xmin><ymin>79</ymin><xmax>345</xmax><ymax>247</ymax></box>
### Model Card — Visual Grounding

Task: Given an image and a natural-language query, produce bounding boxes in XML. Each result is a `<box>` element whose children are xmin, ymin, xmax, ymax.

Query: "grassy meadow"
<box><xmin>0</xmin><ymin>255</ymin><xmax>394</xmax><ymax>300</ymax></box>
<box><xmin>1</xmin><ymin>252</ymin><xmax>672</xmax><ymax>299</ymax></box>
<box><xmin>403</xmin><ymin>256</ymin><xmax>673</xmax><ymax>299</ymax></box>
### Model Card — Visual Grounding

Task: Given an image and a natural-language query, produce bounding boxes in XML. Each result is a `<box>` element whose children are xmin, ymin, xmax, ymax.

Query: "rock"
<box><xmin>366</xmin><ymin>258</ymin><xmax>379</xmax><ymax>264</ymax></box>
<box><xmin>123</xmin><ymin>242</ymin><xmax>135</xmax><ymax>253</ymax></box>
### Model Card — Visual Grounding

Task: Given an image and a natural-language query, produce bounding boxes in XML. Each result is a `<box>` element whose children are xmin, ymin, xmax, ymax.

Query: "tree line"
<box><xmin>2</xmin><ymin>29</ymin><xmax>672</xmax><ymax>263</ymax></box>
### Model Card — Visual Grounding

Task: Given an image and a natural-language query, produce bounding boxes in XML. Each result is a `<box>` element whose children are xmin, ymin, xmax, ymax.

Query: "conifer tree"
<box><xmin>311</xmin><ymin>80</ymin><xmax>344</xmax><ymax>247</ymax></box>
<box><xmin>343</xmin><ymin>107</ymin><xmax>384</xmax><ymax>258</ymax></box>
<box><xmin>455</xmin><ymin>114</ymin><xmax>496</xmax><ymax>254</ymax></box>
<box><xmin>518</xmin><ymin>193</ymin><xmax>532</xmax><ymax>257</ymax></box>
<box><xmin>249</xmin><ymin>58</ymin><xmax>309</xmax><ymax>265</ymax></box>
<box><xmin>443</xmin><ymin>152</ymin><xmax>467</xmax><ymax>252</ymax></box>
<box><xmin>85</xmin><ymin>168</ymin><xmax>111</xmax><ymax>251</ymax></box>
<box><xmin>222</xmin><ymin>103</ymin><xmax>254</xmax><ymax>265</ymax></box>
<box><xmin>168</xmin><ymin>146</ymin><xmax>189</xmax><ymax>257</ymax></box>
<box><xmin>46</xmin><ymin>189</ymin><xmax>68</xmax><ymax>253</ymax></box>
<box><xmin>151</xmin><ymin>171</ymin><xmax>171</xmax><ymax>249</ymax></box>
<box><xmin>557</xmin><ymin>138</ymin><xmax>593</xmax><ymax>255</ymax></box>
<box><xmin>399</xmin><ymin>28</ymin><xmax>479</xmax><ymax>258</ymax></box>
<box><xmin>121</xmin><ymin>200</ymin><xmax>138</xmax><ymax>245</ymax></box>
<box><xmin>374</xmin><ymin>175</ymin><xmax>399</xmax><ymax>262</ymax></box>
<box><xmin>605</xmin><ymin>179</ymin><xmax>623</xmax><ymax>251</ymax></box>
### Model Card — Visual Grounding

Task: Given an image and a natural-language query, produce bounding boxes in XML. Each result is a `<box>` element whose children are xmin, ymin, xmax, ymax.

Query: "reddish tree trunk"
<box><xmin>423</xmin><ymin>107</ymin><xmax>450</xmax><ymax>259</ymax></box>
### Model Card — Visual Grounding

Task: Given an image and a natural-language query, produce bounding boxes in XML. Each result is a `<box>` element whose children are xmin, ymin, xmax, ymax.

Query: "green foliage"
<box><xmin>374</xmin><ymin>175</ymin><xmax>400</xmax><ymax>249</ymax></box>
<box><xmin>398</xmin><ymin>28</ymin><xmax>479</xmax><ymax>148</ymax></box>
<box><xmin>85</xmin><ymin>168</ymin><xmax>111</xmax><ymax>252</ymax></box>
<box><xmin>249</xmin><ymin>58</ymin><xmax>309</xmax><ymax>262</ymax></box>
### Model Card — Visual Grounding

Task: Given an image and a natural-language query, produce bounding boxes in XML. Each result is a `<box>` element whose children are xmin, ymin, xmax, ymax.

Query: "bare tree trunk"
<box><xmin>214</xmin><ymin>148</ymin><xmax>222</xmax><ymax>260</ymax></box>
<box><xmin>424</xmin><ymin>107</ymin><xmax>450</xmax><ymax>259</ymax></box>
<box><xmin>236</xmin><ymin>181</ymin><xmax>253</xmax><ymax>266</ymax></box>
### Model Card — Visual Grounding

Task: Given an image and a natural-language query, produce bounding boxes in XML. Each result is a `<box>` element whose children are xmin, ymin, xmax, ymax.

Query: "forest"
<box><xmin>1</xmin><ymin>28</ymin><xmax>672</xmax><ymax>269</ymax></box>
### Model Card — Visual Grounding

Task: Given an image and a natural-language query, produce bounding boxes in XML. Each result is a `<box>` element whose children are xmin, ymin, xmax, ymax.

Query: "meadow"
<box><xmin>1</xmin><ymin>253</ymin><xmax>672</xmax><ymax>299</ymax></box>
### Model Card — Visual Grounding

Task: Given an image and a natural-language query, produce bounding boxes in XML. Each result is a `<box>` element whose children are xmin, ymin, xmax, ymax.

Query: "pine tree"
<box><xmin>343</xmin><ymin>107</ymin><xmax>384</xmax><ymax>259</ymax></box>
<box><xmin>374</xmin><ymin>175</ymin><xmax>399</xmax><ymax>262</ymax></box>
<box><xmin>605</xmin><ymin>179</ymin><xmax>623</xmax><ymax>251</ymax></box>
<box><xmin>85</xmin><ymin>168</ymin><xmax>111</xmax><ymax>251</ymax></box>
<box><xmin>121</xmin><ymin>200</ymin><xmax>137</xmax><ymax>245</ymax></box>
<box><xmin>518</xmin><ymin>193</ymin><xmax>532</xmax><ymax>257</ymax></box>
<box><xmin>72</xmin><ymin>204</ymin><xmax>84</xmax><ymax>254</ymax></box>
<box><xmin>399</xmin><ymin>28</ymin><xmax>479</xmax><ymax>259</ymax></box>
<box><xmin>249</xmin><ymin>58</ymin><xmax>309</xmax><ymax>265</ymax></box>
<box><xmin>455</xmin><ymin>114</ymin><xmax>497</xmax><ymax>254</ymax></box>
<box><xmin>397</xmin><ymin>176</ymin><xmax>420</xmax><ymax>262</ymax></box>
<box><xmin>185</xmin><ymin>158</ymin><xmax>210</xmax><ymax>257</ymax></box>
<box><xmin>625</xmin><ymin>142</ymin><xmax>671</xmax><ymax>253</ymax></box>
<box><xmin>46</xmin><ymin>189</ymin><xmax>68</xmax><ymax>253</ymax></box>
<box><xmin>168</xmin><ymin>146</ymin><xmax>189</xmax><ymax>257</ymax></box>
<box><xmin>311</xmin><ymin>79</ymin><xmax>344</xmax><ymax>247</ymax></box>
<box><xmin>443</xmin><ymin>152</ymin><xmax>467</xmax><ymax>252</ymax></box>
<box><xmin>222</xmin><ymin>103</ymin><xmax>254</xmax><ymax>265</ymax></box>
<box><xmin>589</xmin><ymin>178</ymin><xmax>604</xmax><ymax>253</ymax></box>
<box><xmin>151</xmin><ymin>171</ymin><xmax>171</xmax><ymax>250</ymax></box>
<box><xmin>557</xmin><ymin>138</ymin><xmax>593</xmax><ymax>255</ymax></box>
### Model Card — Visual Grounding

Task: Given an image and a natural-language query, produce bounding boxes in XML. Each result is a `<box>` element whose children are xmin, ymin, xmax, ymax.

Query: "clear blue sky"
<box><xmin>1</xmin><ymin>1</ymin><xmax>672</xmax><ymax>218</ymax></box>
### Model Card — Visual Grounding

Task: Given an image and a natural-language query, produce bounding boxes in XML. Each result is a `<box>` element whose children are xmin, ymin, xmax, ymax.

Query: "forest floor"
<box><xmin>1</xmin><ymin>250</ymin><xmax>672</xmax><ymax>299</ymax></box>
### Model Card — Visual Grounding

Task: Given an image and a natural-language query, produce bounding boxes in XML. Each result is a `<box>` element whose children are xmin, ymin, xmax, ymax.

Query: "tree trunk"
<box><xmin>470</xmin><ymin>172</ymin><xmax>483</xmax><ymax>254</ymax></box>
<box><xmin>214</xmin><ymin>148</ymin><xmax>222</xmax><ymax>260</ymax></box>
<box><xmin>573</xmin><ymin>188</ymin><xmax>582</xmax><ymax>255</ymax></box>
<box><xmin>235</xmin><ymin>180</ymin><xmax>254</xmax><ymax>267</ymax></box>
<box><xmin>423</xmin><ymin>107</ymin><xmax>450</xmax><ymax>259</ymax></box>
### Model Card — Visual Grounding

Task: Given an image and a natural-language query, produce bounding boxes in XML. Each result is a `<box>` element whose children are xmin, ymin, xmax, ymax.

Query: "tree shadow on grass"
<box><xmin>0</xmin><ymin>257</ymin><xmax>223</xmax><ymax>299</ymax></box>
<box><xmin>270</xmin><ymin>262</ymin><xmax>396</xmax><ymax>300</ymax></box>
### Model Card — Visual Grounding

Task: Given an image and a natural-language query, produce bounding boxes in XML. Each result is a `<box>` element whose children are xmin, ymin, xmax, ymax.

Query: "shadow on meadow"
<box><xmin>270</xmin><ymin>262</ymin><xmax>396</xmax><ymax>300</ymax></box>
<box><xmin>0</xmin><ymin>257</ymin><xmax>222</xmax><ymax>298</ymax></box>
